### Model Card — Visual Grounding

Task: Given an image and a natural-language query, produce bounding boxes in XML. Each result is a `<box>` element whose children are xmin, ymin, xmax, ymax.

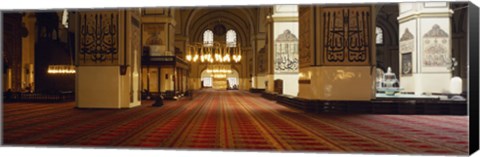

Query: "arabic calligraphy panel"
<box><xmin>320</xmin><ymin>7</ymin><xmax>371</xmax><ymax>66</ymax></box>
<box><xmin>78</xmin><ymin>11</ymin><xmax>119</xmax><ymax>65</ymax></box>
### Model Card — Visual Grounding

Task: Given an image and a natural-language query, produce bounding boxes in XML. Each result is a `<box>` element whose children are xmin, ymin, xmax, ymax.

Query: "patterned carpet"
<box><xmin>2</xmin><ymin>89</ymin><xmax>469</xmax><ymax>155</ymax></box>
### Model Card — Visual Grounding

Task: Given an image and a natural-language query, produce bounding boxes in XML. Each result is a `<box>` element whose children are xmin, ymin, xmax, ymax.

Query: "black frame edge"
<box><xmin>469</xmin><ymin>1</ymin><xmax>480</xmax><ymax>155</ymax></box>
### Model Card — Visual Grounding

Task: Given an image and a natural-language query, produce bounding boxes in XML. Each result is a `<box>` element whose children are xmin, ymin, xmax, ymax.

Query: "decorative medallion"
<box><xmin>423</xmin><ymin>24</ymin><xmax>449</xmax><ymax>38</ymax></box>
<box><xmin>400</xmin><ymin>28</ymin><xmax>414</xmax><ymax>41</ymax></box>
<box><xmin>399</xmin><ymin>28</ymin><xmax>414</xmax><ymax>53</ymax></box>
<box><xmin>422</xmin><ymin>24</ymin><xmax>450</xmax><ymax>67</ymax></box>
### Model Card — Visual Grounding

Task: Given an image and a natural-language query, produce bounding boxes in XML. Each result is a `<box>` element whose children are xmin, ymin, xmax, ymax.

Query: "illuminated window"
<box><xmin>376</xmin><ymin>26</ymin><xmax>383</xmax><ymax>44</ymax></box>
<box><xmin>203</xmin><ymin>30</ymin><xmax>214</xmax><ymax>46</ymax></box>
<box><xmin>226</xmin><ymin>29</ymin><xmax>237</xmax><ymax>47</ymax></box>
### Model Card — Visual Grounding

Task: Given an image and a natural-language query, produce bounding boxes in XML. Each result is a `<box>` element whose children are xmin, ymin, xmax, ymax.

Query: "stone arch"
<box><xmin>375</xmin><ymin>3</ymin><xmax>400</xmax><ymax>75</ymax></box>
<box><xmin>191</xmin><ymin>15</ymin><xmax>248</xmax><ymax>45</ymax></box>
<box><xmin>184</xmin><ymin>8</ymin><xmax>255</xmax><ymax>46</ymax></box>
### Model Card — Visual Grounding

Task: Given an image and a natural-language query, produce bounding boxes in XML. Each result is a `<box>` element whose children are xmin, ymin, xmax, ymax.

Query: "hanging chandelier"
<box><xmin>186</xmin><ymin>41</ymin><xmax>242</xmax><ymax>63</ymax></box>
<box><xmin>206</xmin><ymin>64</ymin><xmax>232</xmax><ymax>74</ymax></box>
<box><xmin>212</xmin><ymin>74</ymin><xmax>227</xmax><ymax>79</ymax></box>
<box><xmin>48</xmin><ymin>12</ymin><xmax>76</xmax><ymax>75</ymax></box>
<box><xmin>205</xmin><ymin>64</ymin><xmax>232</xmax><ymax>78</ymax></box>
<box><xmin>47</xmin><ymin>65</ymin><xmax>76</xmax><ymax>74</ymax></box>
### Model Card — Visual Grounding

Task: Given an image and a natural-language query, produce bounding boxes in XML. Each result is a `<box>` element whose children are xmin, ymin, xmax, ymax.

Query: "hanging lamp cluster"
<box><xmin>47</xmin><ymin>65</ymin><xmax>76</xmax><ymax>74</ymax></box>
<box><xmin>206</xmin><ymin>64</ymin><xmax>232</xmax><ymax>78</ymax></box>
<box><xmin>47</xmin><ymin>10</ymin><xmax>76</xmax><ymax>75</ymax></box>
<box><xmin>186</xmin><ymin>41</ymin><xmax>241</xmax><ymax>63</ymax></box>
<box><xmin>205</xmin><ymin>64</ymin><xmax>233</xmax><ymax>74</ymax></box>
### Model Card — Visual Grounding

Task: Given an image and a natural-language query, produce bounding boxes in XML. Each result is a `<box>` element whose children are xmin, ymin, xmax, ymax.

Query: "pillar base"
<box><xmin>77</xmin><ymin>66</ymin><xmax>139</xmax><ymax>109</ymax></box>
<box><xmin>401</xmin><ymin>73</ymin><xmax>452</xmax><ymax>95</ymax></box>
<box><xmin>298</xmin><ymin>66</ymin><xmax>374</xmax><ymax>101</ymax></box>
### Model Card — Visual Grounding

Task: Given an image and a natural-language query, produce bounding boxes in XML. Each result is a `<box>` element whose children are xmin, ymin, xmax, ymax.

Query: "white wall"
<box><xmin>398</xmin><ymin>18</ymin><xmax>417</xmax><ymax>92</ymax></box>
<box><xmin>274</xmin><ymin>73</ymin><xmax>299</xmax><ymax>96</ymax></box>
<box><xmin>273</xmin><ymin>21</ymin><xmax>299</xmax><ymax>96</ymax></box>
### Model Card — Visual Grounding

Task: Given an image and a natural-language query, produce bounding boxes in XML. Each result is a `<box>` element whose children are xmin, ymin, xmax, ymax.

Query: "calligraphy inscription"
<box><xmin>322</xmin><ymin>7</ymin><xmax>371</xmax><ymax>65</ymax></box>
<box><xmin>79</xmin><ymin>12</ymin><xmax>119</xmax><ymax>65</ymax></box>
<box><xmin>274</xmin><ymin>29</ymin><xmax>299</xmax><ymax>73</ymax></box>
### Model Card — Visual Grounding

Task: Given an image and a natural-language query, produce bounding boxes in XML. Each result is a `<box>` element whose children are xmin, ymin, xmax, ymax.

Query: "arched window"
<box><xmin>203</xmin><ymin>29</ymin><xmax>214</xmax><ymax>46</ymax></box>
<box><xmin>226</xmin><ymin>29</ymin><xmax>237</xmax><ymax>47</ymax></box>
<box><xmin>376</xmin><ymin>26</ymin><xmax>383</xmax><ymax>44</ymax></box>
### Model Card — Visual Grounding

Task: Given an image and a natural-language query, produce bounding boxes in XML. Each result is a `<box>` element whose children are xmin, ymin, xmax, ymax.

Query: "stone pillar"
<box><xmin>265</xmin><ymin>11</ymin><xmax>275</xmax><ymax>93</ymax></box>
<box><xmin>398</xmin><ymin>2</ymin><xmax>453</xmax><ymax>95</ymax></box>
<box><xmin>250</xmin><ymin>36</ymin><xmax>257</xmax><ymax>88</ymax></box>
<box><xmin>297</xmin><ymin>5</ymin><xmax>376</xmax><ymax>101</ymax></box>
<box><xmin>177</xmin><ymin>69</ymin><xmax>180</xmax><ymax>93</ymax></box>
<box><xmin>251</xmin><ymin>8</ymin><xmax>269</xmax><ymax>90</ymax></box>
<box><xmin>253</xmin><ymin>34</ymin><xmax>267</xmax><ymax>89</ymax></box>
<box><xmin>21</xmin><ymin>13</ymin><xmax>36</xmax><ymax>91</ymax></box>
<box><xmin>5</xmin><ymin>69</ymin><xmax>12</xmax><ymax>91</ymax></box>
<box><xmin>76</xmin><ymin>9</ymin><xmax>142</xmax><ymax>108</ymax></box>
<box><xmin>183</xmin><ymin>69</ymin><xmax>188</xmax><ymax>92</ymax></box>
<box><xmin>177</xmin><ymin>68</ymin><xmax>180</xmax><ymax>93</ymax></box>
<box><xmin>240</xmin><ymin>47</ymin><xmax>252</xmax><ymax>90</ymax></box>
<box><xmin>265</xmin><ymin>5</ymin><xmax>300</xmax><ymax>96</ymax></box>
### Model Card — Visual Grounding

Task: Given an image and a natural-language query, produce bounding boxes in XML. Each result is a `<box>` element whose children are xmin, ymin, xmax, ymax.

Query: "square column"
<box><xmin>76</xmin><ymin>10</ymin><xmax>142</xmax><ymax>108</ymax></box>
<box><xmin>298</xmin><ymin>6</ymin><xmax>376</xmax><ymax>101</ymax></box>
<box><xmin>398</xmin><ymin>2</ymin><xmax>453</xmax><ymax>95</ymax></box>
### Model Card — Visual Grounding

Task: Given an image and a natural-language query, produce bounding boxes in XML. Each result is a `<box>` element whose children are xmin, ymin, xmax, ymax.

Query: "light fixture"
<box><xmin>205</xmin><ymin>64</ymin><xmax>233</xmax><ymax>74</ymax></box>
<box><xmin>47</xmin><ymin>65</ymin><xmax>76</xmax><ymax>74</ymax></box>
<box><xmin>186</xmin><ymin>41</ymin><xmax>241</xmax><ymax>63</ymax></box>
<box><xmin>213</xmin><ymin>74</ymin><xmax>227</xmax><ymax>79</ymax></box>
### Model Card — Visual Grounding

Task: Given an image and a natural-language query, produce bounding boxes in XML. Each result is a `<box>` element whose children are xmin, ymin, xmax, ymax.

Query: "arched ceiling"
<box><xmin>181</xmin><ymin>7</ymin><xmax>257</xmax><ymax>47</ymax></box>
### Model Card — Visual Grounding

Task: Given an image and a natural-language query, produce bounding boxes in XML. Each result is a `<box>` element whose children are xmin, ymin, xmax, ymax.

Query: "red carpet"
<box><xmin>2</xmin><ymin>90</ymin><xmax>469</xmax><ymax>155</ymax></box>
